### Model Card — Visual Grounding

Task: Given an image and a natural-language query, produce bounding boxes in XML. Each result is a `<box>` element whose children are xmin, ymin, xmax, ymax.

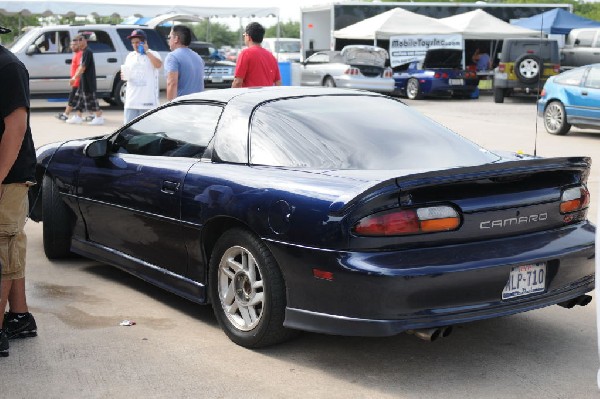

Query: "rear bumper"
<box><xmin>335</xmin><ymin>76</ymin><xmax>395</xmax><ymax>93</ymax></box>
<box><xmin>267</xmin><ymin>222</ymin><xmax>595</xmax><ymax>336</ymax></box>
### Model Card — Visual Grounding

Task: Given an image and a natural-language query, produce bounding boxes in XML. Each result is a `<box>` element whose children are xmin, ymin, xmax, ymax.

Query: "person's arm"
<box><xmin>146</xmin><ymin>48</ymin><xmax>162</xmax><ymax>69</ymax></box>
<box><xmin>71</xmin><ymin>64</ymin><xmax>86</xmax><ymax>86</ymax></box>
<box><xmin>0</xmin><ymin>107</ymin><xmax>27</xmax><ymax>184</ymax></box>
<box><xmin>274</xmin><ymin>79</ymin><xmax>282</xmax><ymax>86</ymax></box>
<box><xmin>232</xmin><ymin>77</ymin><xmax>243</xmax><ymax>88</ymax></box>
<box><xmin>166</xmin><ymin>71</ymin><xmax>178</xmax><ymax>101</ymax></box>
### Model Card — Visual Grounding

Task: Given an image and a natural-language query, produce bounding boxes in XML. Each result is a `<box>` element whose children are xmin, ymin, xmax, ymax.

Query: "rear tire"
<box><xmin>544</xmin><ymin>101</ymin><xmax>571</xmax><ymax>135</ymax></box>
<box><xmin>493</xmin><ymin>88</ymin><xmax>505</xmax><ymax>103</ymax></box>
<box><xmin>42</xmin><ymin>175</ymin><xmax>74</xmax><ymax>259</ymax></box>
<box><xmin>208</xmin><ymin>228</ymin><xmax>298</xmax><ymax>348</ymax></box>
<box><xmin>112</xmin><ymin>80</ymin><xmax>126</xmax><ymax>108</ymax></box>
<box><xmin>406</xmin><ymin>78</ymin><xmax>423</xmax><ymax>100</ymax></box>
<box><xmin>323</xmin><ymin>76</ymin><xmax>336</xmax><ymax>87</ymax></box>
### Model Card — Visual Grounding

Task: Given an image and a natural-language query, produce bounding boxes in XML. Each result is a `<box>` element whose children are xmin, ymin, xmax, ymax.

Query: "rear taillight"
<box><xmin>344</xmin><ymin>67</ymin><xmax>360</xmax><ymax>76</ymax></box>
<box><xmin>560</xmin><ymin>186</ymin><xmax>590</xmax><ymax>214</ymax></box>
<box><xmin>353</xmin><ymin>206</ymin><xmax>460</xmax><ymax>236</ymax></box>
<box><xmin>540</xmin><ymin>88</ymin><xmax>546</xmax><ymax>97</ymax></box>
<box><xmin>434</xmin><ymin>72</ymin><xmax>449</xmax><ymax>79</ymax></box>
<box><xmin>553</xmin><ymin>64</ymin><xmax>560</xmax><ymax>73</ymax></box>
<box><xmin>383</xmin><ymin>67</ymin><xmax>393</xmax><ymax>78</ymax></box>
<box><xmin>498</xmin><ymin>63</ymin><xmax>506</xmax><ymax>73</ymax></box>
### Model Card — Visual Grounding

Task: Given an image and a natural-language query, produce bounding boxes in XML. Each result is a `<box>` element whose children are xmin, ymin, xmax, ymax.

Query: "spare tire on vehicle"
<box><xmin>514</xmin><ymin>54</ymin><xmax>543</xmax><ymax>84</ymax></box>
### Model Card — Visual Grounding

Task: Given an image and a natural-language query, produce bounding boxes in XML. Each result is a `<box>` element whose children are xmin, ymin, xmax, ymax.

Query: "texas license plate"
<box><xmin>211</xmin><ymin>77</ymin><xmax>223</xmax><ymax>83</ymax></box>
<box><xmin>502</xmin><ymin>263</ymin><xmax>546</xmax><ymax>300</ymax></box>
<box><xmin>449</xmin><ymin>79</ymin><xmax>464</xmax><ymax>85</ymax></box>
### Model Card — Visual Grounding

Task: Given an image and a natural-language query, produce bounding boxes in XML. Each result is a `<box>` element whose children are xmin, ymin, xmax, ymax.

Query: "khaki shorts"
<box><xmin>0</xmin><ymin>183</ymin><xmax>30</xmax><ymax>280</ymax></box>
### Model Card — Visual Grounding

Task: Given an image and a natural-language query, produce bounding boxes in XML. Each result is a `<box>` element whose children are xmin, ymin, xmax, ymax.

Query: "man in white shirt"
<box><xmin>121</xmin><ymin>29</ymin><xmax>163</xmax><ymax>124</ymax></box>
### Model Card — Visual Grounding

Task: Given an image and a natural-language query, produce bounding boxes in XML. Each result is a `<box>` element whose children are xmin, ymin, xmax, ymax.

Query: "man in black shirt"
<box><xmin>0</xmin><ymin>23</ymin><xmax>38</xmax><ymax>358</ymax></box>
<box><xmin>67</xmin><ymin>34</ymin><xmax>104</xmax><ymax>125</ymax></box>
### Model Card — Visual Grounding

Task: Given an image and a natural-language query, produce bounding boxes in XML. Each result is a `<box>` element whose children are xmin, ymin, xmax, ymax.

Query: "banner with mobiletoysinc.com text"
<box><xmin>389</xmin><ymin>34</ymin><xmax>463</xmax><ymax>67</ymax></box>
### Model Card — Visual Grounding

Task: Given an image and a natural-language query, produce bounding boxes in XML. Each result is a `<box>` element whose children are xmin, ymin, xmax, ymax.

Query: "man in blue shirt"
<box><xmin>164</xmin><ymin>25</ymin><xmax>204</xmax><ymax>101</ymax></box>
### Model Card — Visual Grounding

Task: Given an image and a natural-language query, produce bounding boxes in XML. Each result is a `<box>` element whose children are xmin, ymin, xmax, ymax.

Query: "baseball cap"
<box><xmin>127</xmin><ymin>29</ymin><xmax>147</xmax><ymax>40</ymax></box>
<box><xmin>0</xmin><ymin>25</ymin><xmax>11</xmax><ymax>34</ymax></box>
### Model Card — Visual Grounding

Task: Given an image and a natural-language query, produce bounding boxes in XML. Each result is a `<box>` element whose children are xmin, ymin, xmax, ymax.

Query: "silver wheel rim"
<box><xmin>324</xmin><ymin>78</ymin><xmax>334</xmax><ymax>87</ymax></box>
<box><xmin>218</xmin><ymin>245</ymin><xmax>264</xmax><ymax>331</ymax></box>
<box><xmin>119</xmin><ymin>82</ymin><xmax>127</xmax><ymax>104</ymax></box>
<box><xmin>407</xmin><ymin>79</ymin><xmax>418</xmax><ymax>98</ymax></box>
<box><xmin>519</xmin><ymin>59</ymin><xmax>539</xmax><ymax>79</ymax></box>
<box><xmin>544</xmin><ymin>102</ymin><xmax>564</xmax><ymax>133</ymax></box>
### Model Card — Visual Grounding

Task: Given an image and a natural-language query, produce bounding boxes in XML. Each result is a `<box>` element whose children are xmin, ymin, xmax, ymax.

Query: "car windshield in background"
<box><xmin>276</xmin><ymin>41</ymin><xmax>300</xmax><ymax>53</ymax></box>
<box><xmin>250</xmin><ymin>95</ymin><xmax>500</xmax><ymax>169</ymax></box>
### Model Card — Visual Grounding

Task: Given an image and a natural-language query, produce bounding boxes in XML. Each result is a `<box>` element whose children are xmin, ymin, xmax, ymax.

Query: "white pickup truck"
<box><xmin>561</xmin><ymin>28</ymin><xmax>600</xmax><ymax>69</ymax></box>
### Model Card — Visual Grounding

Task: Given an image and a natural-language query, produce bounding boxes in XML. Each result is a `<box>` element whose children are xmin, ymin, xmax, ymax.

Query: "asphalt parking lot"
<box><xmin>1</xmin><ymin>91</ymin><xmax>599</xmax><ymax>399</ymax></box>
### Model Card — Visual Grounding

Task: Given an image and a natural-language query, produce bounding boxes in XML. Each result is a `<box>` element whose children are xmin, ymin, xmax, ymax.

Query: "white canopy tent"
<box><xmin>439</xmin><ymin>9</ymin><xmax>539</xmax><ymax>40</ymax></box>
<box><xmin>0</xmin><ymin>0</ymin><xmax>279</xmax><ymax>18</ymax></box>
<box><xmin>334</xmin><ymin>7</ymin><xmax>459</xmax><ymax>44</ymax></box>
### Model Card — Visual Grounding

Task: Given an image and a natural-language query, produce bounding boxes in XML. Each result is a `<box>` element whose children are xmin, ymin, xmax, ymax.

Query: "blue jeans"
<box><xmin>124</xmin><ymin>108</ymin><xmax>149</xmax><ymax>124</ymax></box>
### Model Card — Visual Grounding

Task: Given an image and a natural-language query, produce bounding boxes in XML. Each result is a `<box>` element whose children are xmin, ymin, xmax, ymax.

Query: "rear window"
<box><xmin>250</xmin><ymin>95</ymin><xmax>499</xmax><ymax>170</ymax></box>
<box><xmin>505</xmin><ymin>41</ymin><xmax>558</xmax><ymax>62</ymax></box>
<box><xmin>116</xmin><ymin>28</ymin><xmax>169</xmax><ymax>52</ymax></box>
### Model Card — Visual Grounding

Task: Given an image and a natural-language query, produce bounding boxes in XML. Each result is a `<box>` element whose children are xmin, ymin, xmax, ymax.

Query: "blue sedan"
<box><xmin>393</xmin><ymin>49</ymin><xmax>479</xmax><ymax>99</ymax></box>
<box><xmin>538</xmin><ymin>64</ymin><xmax>600</xmax><ymax>135</ymax></box>
<box><xmin>30</xmin><ymin>87</ymin><xmax>594</xmax><ymax>348</ymax></box>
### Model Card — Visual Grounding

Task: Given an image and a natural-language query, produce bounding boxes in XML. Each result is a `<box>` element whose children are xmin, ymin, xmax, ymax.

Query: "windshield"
<box><xmin>275</xmin><ymin>40</ymin><xmax>300</xmax><ymax>53</ymax></box>
<box><xmin>7</xmin><ymin>29</ymin><xmax>39</xmax><ymax>52</ymax></box>
<box><xmin>250</xmin><ymin>95</ymin><xmax>500</xmax><ymax>170</ymax></box>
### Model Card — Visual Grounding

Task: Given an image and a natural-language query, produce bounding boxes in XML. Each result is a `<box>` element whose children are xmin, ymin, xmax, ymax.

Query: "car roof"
<box><xmin>175</xmin><ymin>87</ymin><xmax>385</xmax><ymax>104</ymax></box>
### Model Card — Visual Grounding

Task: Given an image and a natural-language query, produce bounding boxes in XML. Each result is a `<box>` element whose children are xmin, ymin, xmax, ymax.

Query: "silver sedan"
<box><xmin>300</xmin><ymin>45</ymin><xmax>395</xmax><ymax>93</ymax></box>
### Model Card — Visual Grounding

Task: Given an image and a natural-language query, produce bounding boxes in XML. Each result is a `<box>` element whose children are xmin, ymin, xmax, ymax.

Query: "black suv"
<box><xmin>493</xmin><ymin>39</ymin><xmax>561</xmax><ymax>103</ymax></box>
<box><xmin>188</xmin><ymin>41</ymin><xmax>236</xmax><ymax>88</ymax></box>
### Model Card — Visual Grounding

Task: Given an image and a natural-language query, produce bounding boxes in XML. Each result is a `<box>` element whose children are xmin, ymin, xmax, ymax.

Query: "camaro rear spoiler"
<box><xmin>330</xmin><ymin>156</ymin><xmax>591</xmax><ymax>215</ymax></box>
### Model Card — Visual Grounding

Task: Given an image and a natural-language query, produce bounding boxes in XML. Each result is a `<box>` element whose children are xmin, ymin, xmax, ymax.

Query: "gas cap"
<box><xmin>268</xmin><ymin>200</ymin><xmax>293</xmax><ymax>235</ymax></box>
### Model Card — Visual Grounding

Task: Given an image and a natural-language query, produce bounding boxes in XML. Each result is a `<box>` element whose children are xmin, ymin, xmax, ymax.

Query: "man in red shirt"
<box><xmin>232</xmin><ymin>22</ymin><xmax>282</xmax><ymax>88</ymax></box>
<box><xmin>56</xmin><ymin>38</ymin><xmax>83</xmax><ymax>121</ymax></box>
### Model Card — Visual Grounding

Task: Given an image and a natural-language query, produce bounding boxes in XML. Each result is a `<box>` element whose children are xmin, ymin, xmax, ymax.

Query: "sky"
<box><xmin>213</xmin><ymin>0</ymin><xmax>334</xmax><ymax>23</ymax></box>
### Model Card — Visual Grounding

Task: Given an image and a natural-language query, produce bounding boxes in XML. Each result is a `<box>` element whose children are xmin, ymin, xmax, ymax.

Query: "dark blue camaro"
<box><xmin>30</xmin><ymin>87</ymin><xmax>594</xmax><ymax>347</ymax></box>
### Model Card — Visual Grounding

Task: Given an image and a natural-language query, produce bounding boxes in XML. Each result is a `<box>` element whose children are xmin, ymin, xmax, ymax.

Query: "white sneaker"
<box><xmin>88</xmin><ymin>116</ymin><xmax>105</xmax><ymax>125</ymax></box>
<box><xmin>66</xmin><ymin>115</ymin><xmax>83</xmax><ymax>124</ymax></box>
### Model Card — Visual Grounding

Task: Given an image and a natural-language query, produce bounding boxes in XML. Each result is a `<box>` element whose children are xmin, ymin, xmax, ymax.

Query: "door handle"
<box><xmin>161</xmin><ymin>180</ymin><xmax>180</xmax><ymax>194</ymax></box>
<box><xmin>66</xmin><ymin>59</ymin><xmax>72</xmax><ymax>64</ymax></box>
<box><xmin>582</xmin><ymin>91</ymin><xmax>588</xmax><ymax>96</ymax></box>
<box><xmin>107</xmin><ymin>58</ymin><xmax>117</xmax><ymax>63</ymax></box>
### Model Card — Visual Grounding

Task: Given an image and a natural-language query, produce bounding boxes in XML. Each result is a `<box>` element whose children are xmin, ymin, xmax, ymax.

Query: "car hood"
<box><xmin>341</xmin><ymin>45</ymin><xmax>388</xmax><ymax>67</ymax></box>
<box><xmin>423</xmin><ymin>49</ymin><xmax>463</xmax><ymax>69</ymax></box>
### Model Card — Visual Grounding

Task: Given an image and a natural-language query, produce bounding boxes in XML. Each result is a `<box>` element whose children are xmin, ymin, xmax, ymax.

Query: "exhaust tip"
<box><xmin>408</xmin><ymin>326</ymin><xmax>452</xmax><ymax>342</ymax></box>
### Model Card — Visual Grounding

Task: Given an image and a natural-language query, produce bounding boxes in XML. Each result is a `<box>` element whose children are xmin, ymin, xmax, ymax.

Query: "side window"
<box><xmin>576</xmin><ymin>31</ymin><xmax>595</xmax><ymax>47</ymax></box>
<box><xmin>117</xmin><ymin>29</ymin><xmax>169</xmax><ymax>52</ymax></box>
<box><xmin>555</xmin><ymin>68</ymin><xmax>586</xmax><ymax>86</ymax></box>
<box><xmin>33</xmin><ymin>31</ymin><xmax>70</xmax><ymax>54</ymax></box>
<box><xmin>79</xmin><ymin>30</ymin><xmax>115</xmax><ymax>53</ymax></box>
<box><xmin>308</xmin><ymin>53</ymin><xmax>329</xmax><ymax>63</ymax></box>
<box><xmin>112</xmin><ymin>104</ymin><xmax>223</xmax><ymax>158</ymax></box>
<box><xmin>584</xmin><ymin>67</ymin><xmax>600</xmax><ymax>89</ymax></box>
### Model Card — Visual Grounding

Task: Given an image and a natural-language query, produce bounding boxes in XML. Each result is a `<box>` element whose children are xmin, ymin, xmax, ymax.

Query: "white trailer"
<box><xmin>300</xmin><ymin>2</ymin><xmax>572</xmax><ymax>61</ymax></box>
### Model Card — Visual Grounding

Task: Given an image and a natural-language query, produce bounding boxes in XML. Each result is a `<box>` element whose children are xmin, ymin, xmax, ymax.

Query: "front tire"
<box><xmin>112</xmin><ymin>79</ymin><xmax>126</xmax><ymax>108</ymax></box>
<box><xmin>208</xmin><ymin>228</ymin><xmax>297</xmax><ymax>348</ymax></box>
<box><xmin>544</xmin><ymin>101</ymin><xmax>571</xmax><ymax>135</ymax></box>
<box><xmin>42</xmin><ymin>175</ymin><xmax>74</xmax><ymax>259</ymax></box>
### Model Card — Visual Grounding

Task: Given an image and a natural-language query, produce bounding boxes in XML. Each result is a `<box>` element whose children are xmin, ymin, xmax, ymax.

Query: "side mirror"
<box><xmin>26</xmin><ymin>44</ymin><xmax>38</xmax><ymax>56</ymax></box>
<box><xmin>84</xmin><ymin>138</ymin><xmax>109</xmax><ymax>158</ymax></box>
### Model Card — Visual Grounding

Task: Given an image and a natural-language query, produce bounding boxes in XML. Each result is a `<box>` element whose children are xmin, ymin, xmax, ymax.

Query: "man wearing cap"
<box><xmin>0</xmin><ymin>23</ymin><xmax>38</xmax><ymax>358</ymax></box>
<box><xmin>121</xmin><ymin>29</ymin><xmax>163</xmax><ymax>123</ymax></box>
<box><xmin>164</xmin><ymin>25</ymin><xmax>204</xmax><ymax>101</ymax></box>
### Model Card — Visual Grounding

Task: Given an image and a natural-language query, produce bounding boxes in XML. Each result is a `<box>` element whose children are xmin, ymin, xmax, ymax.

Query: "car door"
<box><xmin>76</xmin><ymin>102</ymin><xmax>223</xmax><ymax>277</ymax></box>
<box><xmin>578</xmin><ymin>66</ymin><xmax>600</xmax><ymax>122</ymax></box>
<box><xmin>301</xmin><ymin>52</ymin><xmax>329</xmax><ymax>86</ymax></box>
<box><xmin>19</xmin><ymin>29</ymin><xmax>73</xmax><ymax>93</ymax></box>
